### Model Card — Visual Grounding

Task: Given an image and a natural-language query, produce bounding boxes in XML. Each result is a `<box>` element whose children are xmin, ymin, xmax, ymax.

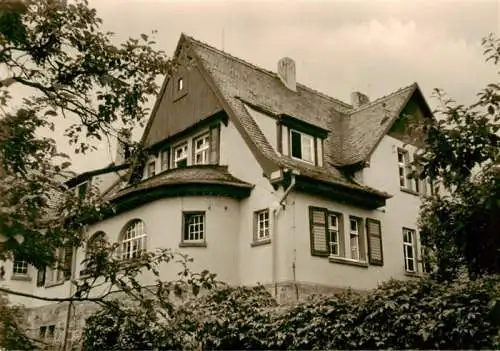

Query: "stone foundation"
<box><xmin>22</xmin><ymin>281</ymin><xmax>364</xmax><ymax>349</ymax></box>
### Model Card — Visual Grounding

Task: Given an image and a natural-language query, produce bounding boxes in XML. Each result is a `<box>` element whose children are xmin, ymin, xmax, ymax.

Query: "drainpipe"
<box><xmin>272</xmin><ymin>173</ymin><xmax>297</xmax><ymax>299</ymax></box>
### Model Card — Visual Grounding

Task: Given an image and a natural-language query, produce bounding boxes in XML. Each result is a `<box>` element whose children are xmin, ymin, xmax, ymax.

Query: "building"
<box><xmin>0</xmin><ymin>33</ymin><xmax>434</xmax><ymax>346</ymax></box>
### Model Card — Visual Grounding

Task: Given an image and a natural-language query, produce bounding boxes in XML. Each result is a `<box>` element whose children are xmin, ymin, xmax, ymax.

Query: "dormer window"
<box><xmin>290</xmin><ymin>129</ymin><xmax>314</xmax><ymax>163</ymax></box>
<box><xmin>174</xmin><ymin>142</ymin><xmax>188</xmax><ymax>168</ymax></box>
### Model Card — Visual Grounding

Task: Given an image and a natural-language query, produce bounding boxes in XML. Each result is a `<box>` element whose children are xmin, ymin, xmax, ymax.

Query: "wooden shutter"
<box><xmin>276</xmin><ymin>122</ymin><xmax>282</xmax><ymax>153</ymax></box>
<box><xmin>36</xmin><ymin>267</ymin><xmax>46</xmax><ymax>287</ymax></box>
<box><xmin>209</xmin><ymin>125</ymin><xmax>220</xmax><ymax>164</ymax></box>
<box><xmin>309</xmin><ymin>207</ymin><xmax>329</xmax><ymax>257</ymax></box>
<box><xmin>366</xmin><ymin>218</ymin><xmax>384</xmax><ymax>265</ymax></box>
<box><xmin>63</xmin><ymin>246</ymin><xmax>73</xmax><ymax>280</ymax></box>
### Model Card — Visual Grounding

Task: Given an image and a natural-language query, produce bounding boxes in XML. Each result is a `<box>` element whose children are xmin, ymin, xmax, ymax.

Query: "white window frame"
<box><xmin>290</xmin><ymin>129</ymin><xmax>315</xmax><ymax>164</ymax></box>
<box><xmin>328</xmin><ymin>213</ymin><xmax>340</xmax><ymax>256</ymax></box>
<box><xmin>183</xmin><ymin>212</ymin><xmax>205</xmax><ymax>243</ymax></box>
<box><xmin>349</xmin><ymin>218</ymin><xmax>360</xmax><ymax>260</ymax></box>
<box><xmin>193</xmin><ymin>133</ymin><xmax>210</xmax><ymax>165</ymax></box>
<box><xmin>47</xmin><ymin>248</ymin><xmax>66</xmax><ymax>284</ymax></box>
<box><xmin>403</xmin><ymin>228</ymin><xmax>417</xmax><ymax>273</ymax></box>
<box><xmin>160</xmin><ymin>149</ymin><xmax>169</xmax><ymax>171</ymax></box>
<box><xmin>255</xmin><ymin>209</ymin><xmax>270</xmax><ymax>241</ymax></box>
<box><xmin>12</xmin><ymin>257</ymin><xmax>28</xmax><ymax>276</ymax></box>
<box><xmin>121</xmin><ymin>220</ymin><xmax>147</xmax><ymax>260</ymax></box>
<box><xmin>173</xmin><ymin>142</ymin><xmax>188</xmax><ymax>168</ymax></box>
<box><xmin>398</xmin><ymin>148</ymin><xmax>411</xmax><ymax>189</ymax></box>
<box><xmin>146</xmin><ymin>160</ymin><xmax>156</xmax><ymax>178</ymax></box>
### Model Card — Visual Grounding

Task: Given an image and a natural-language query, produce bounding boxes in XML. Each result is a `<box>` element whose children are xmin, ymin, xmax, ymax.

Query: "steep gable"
<box><xmin>142</xmin><ymin>40</ymin><xmax>223</xmax><ymax>148</ymax></box>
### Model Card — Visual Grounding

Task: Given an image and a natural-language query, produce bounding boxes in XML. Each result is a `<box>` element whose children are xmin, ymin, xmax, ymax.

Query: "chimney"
<box><xmin>115</xmin><ymin>129</ymin><xmax>132</xmax><ymax>165</ymax></box>
<box><xmin>277</xmin><ymin>57</ymin><xmax>296</xmax><ymax>92</ymax></box>
<box><xmin>351</xmin><ymin>91</ymin><xmax>370</xmax><ymax>108</ymax></box>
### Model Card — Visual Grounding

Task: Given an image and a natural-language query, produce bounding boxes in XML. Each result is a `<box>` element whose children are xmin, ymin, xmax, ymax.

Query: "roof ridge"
<box><xmin>350</xmin><ymin>82</ymin><xmax>417</xmax><ymax>114</ymax></box>
<box><xmin>182</xmin><ymin>34</ymin><xmax>352</xmax><ymax>109</ymax></box>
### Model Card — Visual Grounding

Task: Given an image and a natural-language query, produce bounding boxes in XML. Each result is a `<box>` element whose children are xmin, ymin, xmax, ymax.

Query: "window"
<box><xmin>398</xmin><ymin>149</ymin><xmax>411</xmax><ymax>189</ymax></box>
<box><xmin>328</xmin><ymin>213</ymin><xmax>340</xmax><ymax>256</ymax></box>
<box><xmin>173</xmin><ymin>143</ymin><xmax>188</xmax><ymax>168</ymax></box>
<box><xmin>177</xmin><ymin>78</ymin><xmax>184</xmax><ymax>91</ymax></box>
<box><xmin>121</xmin><ymin>220</ymin><xmax>147</xmax><ymax>259</ymax></box>
<box><xmin>85</xmin><ymin>232</ymin><xmax>106</xmax><ymax>270</ymax></box>
<box><xmin>255</xmin><ymin>209</ymin><xmax>270</xmax><ymax>241</ymax></box>
<box><xmin>193</xmin><ymin>134</ymin><xmax>210</xmax><ymax>165</ymax></box>
<box><xmin>12</xmin><ymin>257</ymin><xmax>28</xmax><ymax>276</ymax></box>
<box><xmin>183</xmin><ymin>212</ymin><xmax>205</xmax><ymax>243</ymax></box>
<box><xmin>47</xmin><ymin>325</ymin><xmax>55</xmax><ymax>340</ymax></box>
<box><xmin>290</xmin><ymin>129</ymin><xmax>314</xmax><ymax>163</ymax></box>
<box><xmin>403</xmin><ymin>228</ymin><xmax>417</xmax><ymax>272</ymax></box>
<box><xmin>349</xmin><ymin>218</ymin><xmax>360</xmax><ymax>260</ymax></box>
<box><xmin>39</xmin><ymin>326</ymin><xmax>47</xmax><ymax>340</ymax></box>
<box><xmin>147</xmin><ymin>161</ymin><xmax>156</xmax><ymax>178</ymax></box>
<box><xmin>160</xmin><ymin>149</ymin><xmax>169</xmax><ymax>171</ymax></box>
<box><xmin>76</xmin><ymin>181</ymin><xmax>89</xmax><ymax>200</ymax></box>
<box><xmin>47</xmin><ymin>245</ymin><xmax>72</xmax><ymax>285</ymax></box>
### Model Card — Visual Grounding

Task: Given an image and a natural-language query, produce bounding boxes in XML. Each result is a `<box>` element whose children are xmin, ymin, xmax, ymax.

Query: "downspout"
<box><xmin>272</xmin><ymin>174</ymin><xmax>296</xmax><ymax>299</ymax></box>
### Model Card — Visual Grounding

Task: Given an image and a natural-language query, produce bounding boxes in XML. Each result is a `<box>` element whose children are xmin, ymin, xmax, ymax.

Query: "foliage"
<box><xmin>416</xmin><ymin>34</ymin><xmax>500</xmax><ymax>281</ymax></box>
<box><xmin>0</xmin><ymin>0</ymin><xmax>169</xmax><ymax>269</ymax></box>
<box><xmin>0</xmin><ymin>293</ymin><xmax>35</xmax><ymax>350</ymax></box>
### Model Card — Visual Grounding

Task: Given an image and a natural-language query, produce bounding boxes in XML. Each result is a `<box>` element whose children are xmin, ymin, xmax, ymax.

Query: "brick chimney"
<box><xmin>277</xmin><ymin>57</ymin><xmax>296</xmax><ymax>92</ymax></box>
<box><xmin>351</xmin><ymin>91</ymin><xmax>370</xmax><ymax>108</ymax></box>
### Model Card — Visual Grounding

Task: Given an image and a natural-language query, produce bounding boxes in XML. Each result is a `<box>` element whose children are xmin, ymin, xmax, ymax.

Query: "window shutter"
<box><xmin>276</xmin><ymin>122</ymin><xmax>282</xmax><ymax>153</ymax></box>
<box><xmin>282</xmin><ymin>125</ymin><xmax>289</xmax><ymax>156</ymax></box>
<box><xmin>36</xmin><ymin>267</ymin><xmax>46</xmax><ymax>287</ymax></box>
<box><xmin>366</xmin><ymin>218</ymin><xmax>383</xmax><ymax>265</ymax></box>
<box><xmin>309</xmin><ymin>207</ymin><xmax>329</xmax><ymax>257</ymax></box>
<box><xmin>209</xmin><ymin>125</ymin><xmax>220</xmax><ymax>164</ymax></box>
<box><xmin>63</xmin><ymin>246</ymin><xmax>73</xmax><ymax>280</ymax></box>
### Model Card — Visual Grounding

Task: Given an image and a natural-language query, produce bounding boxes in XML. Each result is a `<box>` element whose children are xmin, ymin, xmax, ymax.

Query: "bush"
<box><xmin>82</xmin><ymin>277</ymin><xmax>500</xmax><ymax>350</ymax></box>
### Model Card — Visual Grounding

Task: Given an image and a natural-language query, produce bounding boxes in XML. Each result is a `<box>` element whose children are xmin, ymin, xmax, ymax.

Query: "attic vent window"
<box><xmin>177</xmin><ymin>78</ymin><xmax>184</xmax><ymax>91</ymax></box>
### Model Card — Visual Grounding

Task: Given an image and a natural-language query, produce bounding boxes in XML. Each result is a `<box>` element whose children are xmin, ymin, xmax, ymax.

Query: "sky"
<box><xmin>56</xmin><ymin>0</ymin><xmax>500</xmax><ymax>172</ymax></box>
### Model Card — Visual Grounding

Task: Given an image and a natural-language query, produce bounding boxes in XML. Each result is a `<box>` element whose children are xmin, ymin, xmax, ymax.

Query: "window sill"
<box><xmin>400</xmin><ymin>187</ymin><xmax>420</xmax><ymax>196</ymax></box>
<box><xmin>179</xmin><ymin>242</ymin><xmax>207</xmax><ymax>248</ymax></box>
<box><xmin>329</xmin><ymin>256</ymin><xmax>369</xmax><ymax>268</ymax></box>
<box><xmin>11</xmin><ymin>274</ymin><xmax>32</xmax><ymax>281</ymax></box>
<box><xmin>45</xmin><ymin>280</ymin><xmax>65</xmax><ymax>288</ymax></box>
<box><xmin>251</xmin><ymin>238</ymin><xmax>271</xmax><ymax>247</ymax></box>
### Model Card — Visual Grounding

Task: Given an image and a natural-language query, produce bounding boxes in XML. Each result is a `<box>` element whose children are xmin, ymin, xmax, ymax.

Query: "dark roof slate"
<box><xmin>184</xmin><ymin>34</ymin><xmax>399</xmax><ymax>198</ymax></box>
<box><xmin>112</xmin><ymin>165</ymin><xmax>252</xmax><ymax>200</ymax></box>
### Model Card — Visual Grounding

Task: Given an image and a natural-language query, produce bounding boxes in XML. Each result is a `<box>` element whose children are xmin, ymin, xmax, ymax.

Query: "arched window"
<box><xmin>120</xmin><ymin>219</ymin><xmax>146</xmax><ymax>259</ymax></box>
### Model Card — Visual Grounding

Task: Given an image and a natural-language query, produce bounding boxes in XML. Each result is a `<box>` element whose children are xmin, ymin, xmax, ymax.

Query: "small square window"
<box><xmin>177</xmin><ymin>78</ymin><xmax>184</xmax><ymax>91</ymax></box>
<box><xmin>12</xmin><ymin>257</ymin><xmax>28</xmax><ymax>276</ymax></box>
<box><xmin>255</xmin><ymin>209</ymin><xmax>270</xmax><ymax>241</ymax></box>
<box><xmin>183</xmin><ymin>212</ymin><xmax>205</xmax><ymax>243</ymax></box>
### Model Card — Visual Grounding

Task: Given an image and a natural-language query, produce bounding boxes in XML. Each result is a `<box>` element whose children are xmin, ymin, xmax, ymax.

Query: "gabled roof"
<box><xmin>138</xmin><ymin>34</ymin><xmax>433</xmax><ymax>202</ymax></box>
<box><xmin>341</xmin><ymin>83</ymin><xmax>430</xmax><ymax>165</ymax></box>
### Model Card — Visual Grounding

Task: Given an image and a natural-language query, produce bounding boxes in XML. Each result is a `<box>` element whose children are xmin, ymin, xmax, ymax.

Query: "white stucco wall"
<box><xmin>219</xmin><ymin>120</ymin><xmax>283</xmax><ymax>286</ymax></box>
<box><xmin>361</xmin><ymin>134</ymin><xmax>425</xmax><ymax>274</ymax></box>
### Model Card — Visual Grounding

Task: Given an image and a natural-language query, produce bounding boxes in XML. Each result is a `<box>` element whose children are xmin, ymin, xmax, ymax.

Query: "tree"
<box><xmin>417</xmin><ymin>34</ymin><xmax>500</xmax><ymax>281</ymax></box>
<box><xmin>0</xmin><ymin>1</ymin><xmax>219</xmax><ymax>349</ymax></box>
